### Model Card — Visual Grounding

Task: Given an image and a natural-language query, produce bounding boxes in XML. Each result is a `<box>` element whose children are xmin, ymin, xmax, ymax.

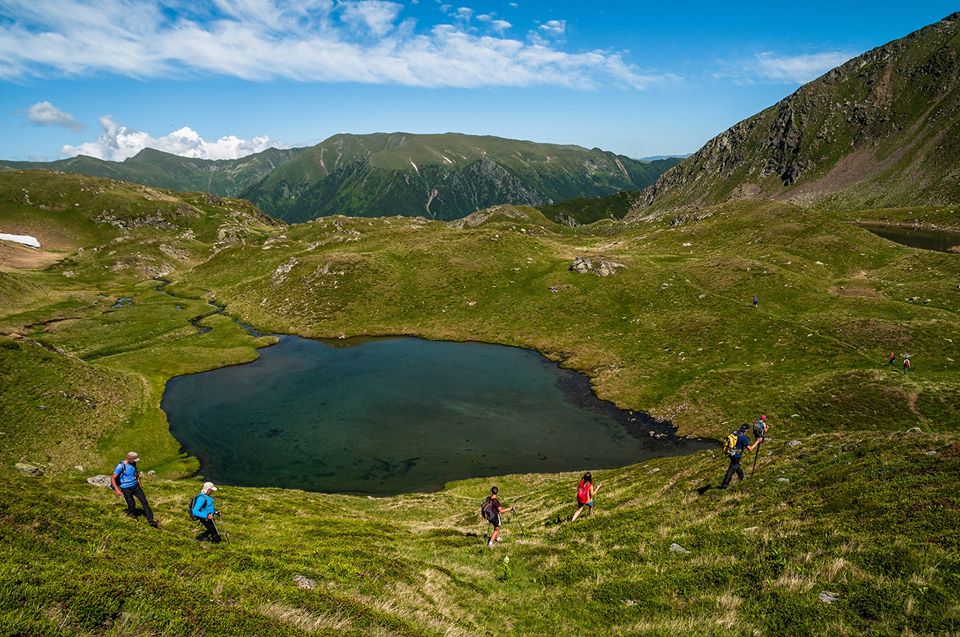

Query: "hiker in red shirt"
<box><xmin>571</xmin><ymin>472</ymin><xmax>601</xmax><ymax>521</ymax></box>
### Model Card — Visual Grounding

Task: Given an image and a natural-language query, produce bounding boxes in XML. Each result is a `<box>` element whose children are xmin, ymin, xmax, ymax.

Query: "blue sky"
<box><xmin>1</xmin><ymin>1</ymin><xmax>956</xmax><ymax>161</ymax></box>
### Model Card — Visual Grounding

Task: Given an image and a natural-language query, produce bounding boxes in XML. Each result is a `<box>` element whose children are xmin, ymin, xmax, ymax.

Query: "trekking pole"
<box><xmin>215</xmin><ymin>513</ymin><xmax>228</xmax><ymax>543</ymax></box>
<box><xmin>750</xmin><ymin>442</ymin><xmax>762</xmax><ymax>477</ymax></box>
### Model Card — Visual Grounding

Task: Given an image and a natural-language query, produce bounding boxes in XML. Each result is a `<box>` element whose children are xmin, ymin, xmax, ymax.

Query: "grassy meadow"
<box><xmin>1</xmin><ymin>171</ymin><xmax>958</xmax><ymax>635</ymax></box>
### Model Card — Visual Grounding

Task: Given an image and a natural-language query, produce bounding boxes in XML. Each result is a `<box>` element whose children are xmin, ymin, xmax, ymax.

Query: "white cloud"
<box><xmin>26</xmin><ymin>101</ymin><xmax>85</xmax><ymax>131</ymax></box>
<box><xmin>62</xmin><ymin>115</ymin><xmax>282</xmax><ymax>161</ymax></box>
<box><xmin>538</xmin><ymin>19</ymin><xmax>566</xmax><ymax>36</ymax></box>
<box><xmin>476</xmin><ymin>14</ymin><xmax>510</xmax><ymax>32</ymax></box>
<box><xmin>339</xmin><ymin>1</ymin><xmax>403</xmax><ymax>37</ymax></box>
<box><xmin>753</xmin><ymin>51</ymin><xmax>855</xmax><ymax>84</ymax></box>
<box><xmin>0</xmin><ymin>0</ymin><xmax>664</xmax><ymax>89</ymax></box>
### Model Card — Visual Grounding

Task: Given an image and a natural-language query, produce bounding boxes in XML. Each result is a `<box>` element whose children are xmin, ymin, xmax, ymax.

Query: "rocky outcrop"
<box><xmin>14</xmin><ymin>462</ymin><xmax>44</xmax><ymax>476</ymax></box>
<box><xmin>569</xmin><ymin>256</ymin><xmax>625</xmax><ymax>276</ymax></box>
<box><xmin>87</xmin><ymin>474</ymin><xmax>113</xmax><ymax>487</ymax></box>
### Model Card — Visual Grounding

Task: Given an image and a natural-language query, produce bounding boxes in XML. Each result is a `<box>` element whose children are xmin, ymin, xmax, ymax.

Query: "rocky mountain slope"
<box><xmin>0</xmin><ymin>146</ymin><xmax>304</xmax><ymax>197</ymax></box>
<box><xmin>241</xmin><ymin>133</ymin><xmax>679</xmax><ymax>222</ymax></box>
<box><xmin>633</xmin><ymin>12</ymin><xmax>960</xmax><ymax>213</ymax></box>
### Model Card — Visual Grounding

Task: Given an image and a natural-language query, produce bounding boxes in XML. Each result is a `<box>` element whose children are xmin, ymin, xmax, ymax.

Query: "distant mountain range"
<box><xmin>0</xmin><ymin>147</ymin><xmax>302</xmax><ymax>199</ymax></box>
<box><xmin>241</xmin><ymin>133</ymin><xmax>678</xmax><ymax>222</ymax></box>
<box><xmin>1</xmin><ymin>134</ymin><xmax>680</xmax><ymax>222</ymax></box>
<box><xmin>634</xmin><ymin>12</ymin><xmax>960</xmax><ymax>213</ymax></box>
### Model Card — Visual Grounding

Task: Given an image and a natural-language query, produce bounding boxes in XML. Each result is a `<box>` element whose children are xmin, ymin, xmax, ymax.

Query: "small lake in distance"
<box><xmin>162</xmin><ymin>336</ymin><xmax>711</xmax><ymax>495</ymax></box>
<box><xmin>859</xmin><ymin>223</ymin><xmax>960</xmax><ymax>253</ymax></box>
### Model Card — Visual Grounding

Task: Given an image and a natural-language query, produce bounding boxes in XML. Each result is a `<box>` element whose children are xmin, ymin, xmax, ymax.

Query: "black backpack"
<box><xmin>480</xmin><ymin>497</ymin><xmax>497</xmax><ymax>521</ymax></box>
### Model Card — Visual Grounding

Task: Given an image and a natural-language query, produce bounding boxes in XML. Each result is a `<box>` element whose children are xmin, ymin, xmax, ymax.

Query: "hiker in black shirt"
<box><xmin>480</xmin><ymin>486</ymin><xmax>512</xmax><ymax>547</ymax></box>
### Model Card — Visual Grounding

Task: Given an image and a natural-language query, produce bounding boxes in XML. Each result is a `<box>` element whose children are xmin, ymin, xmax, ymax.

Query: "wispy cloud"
<box><xmin>754</xmin><ymin>51</ymin><xmax>855</xmax><ymax>83</ymax></box>
<box><xmin>538</xmin><ymin>19</ymin><xmax>566</xmax><ymax>36</ymax></box>
<box><xmin>26</xmin><ymin>101</ymin><xmax>85</xmax><ymax>131</ymax></box>
<box><xmin>339</xmin><ymin>0</ymin><xmax>404</xmax><ymax>37</ymax></box>
<box><xmin>717</xmin><ymin>50</ymin><xmax>857</xmax><ymax>85</ymax></box>
<box><xmin>62</xmin><ymin>115</ymin><xmax>282</xmax><ymax>161</ymax></box>
<box><xmin>0</xmin><ymin>0</ymin><xmax>667</xmax><ymax>90</ymax></box>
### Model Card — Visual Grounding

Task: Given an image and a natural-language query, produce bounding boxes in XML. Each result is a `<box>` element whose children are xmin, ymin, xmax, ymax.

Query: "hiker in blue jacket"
<box><xmin>111</xmin><ymin>451</ymin><xmax>158</xmax><ymax>527</ymax></box>
<box><xmin>721</xmin><ymin>424</ymin><xmax>762</xmax><ymax>489</ymax></box>
<box><xmin>192</xmin><ymin>482</ymin><xmax>221</xmax><ymax>543</ymax></box>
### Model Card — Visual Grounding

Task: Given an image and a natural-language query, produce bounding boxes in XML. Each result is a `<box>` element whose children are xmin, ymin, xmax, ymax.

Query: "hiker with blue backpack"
<box><xmin>191</xmin><ymin>482</ymin><xmax>221</xmax><ymax>543</ymax></box>
<box><xmin>720</xmin><ymin>424</ymin><xmax>762</xmax><ymax>489</ymax></box>
<box><xmin>571</xmin><ymin>472</ymin><xmax>601</xmax><ymax>521</ymax></box>
<box><xmin>111</xmin><ymin>451</ymin><xmax>158</xmax><ymax>528</ymax></box>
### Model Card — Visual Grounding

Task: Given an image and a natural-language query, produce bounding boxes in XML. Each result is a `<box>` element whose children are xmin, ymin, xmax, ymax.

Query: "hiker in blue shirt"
<box><xmin>192</xmin><ymin>482</ymin><xmax>221</xmax><ymax>543</ymax></box>
<box><xmin>111</xmin><ymin>451</ymin><xmax>158</xmax><ymax>527</ymax></box>
<box><xmin>721</xmin><ymin>424</ymin><xmax>762</xmax><ymax>489</ymax></box>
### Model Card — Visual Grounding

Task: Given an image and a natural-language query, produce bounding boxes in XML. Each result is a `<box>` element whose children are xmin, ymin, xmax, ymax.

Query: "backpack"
<box><xmin>480</xmin><ymin>497</ymin><xmax>497</xmax><ymax>521</ymax></box>
<box><xmin>188</xmin><ymin>495</ymin><xmax>202</xmax><ymax>521</ymax></box>
<box><xmin>722</xmin><ymin>432</ymin><xmax>740</xmax><ymax>458</ymax></box>
<box><xmin>753</xmin><ymin>420</ymin><xmax>766</xmax><ymax>440</ymax></box>
<box><xmin>577</xmin><ymin>480</ymin><xmax>591</xmax><ymax>505</ymax></box>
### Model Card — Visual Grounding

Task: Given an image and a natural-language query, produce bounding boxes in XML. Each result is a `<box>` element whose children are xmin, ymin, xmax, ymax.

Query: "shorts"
<box><xmin>577</xmin><ymin>500</ymin><xmax>594</xmax><ymax>508</ymax></box>
<box><xmin>489</xmin><ymin>514</ymin><xmax>501</xmax><ymax>527</ymax></box>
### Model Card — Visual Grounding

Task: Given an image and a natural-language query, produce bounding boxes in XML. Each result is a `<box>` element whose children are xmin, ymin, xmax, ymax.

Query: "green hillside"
<box><xmin>241</xmin><ymin>133</ymin><xmax>679</xmax><ymax>222</ymax></box>
<box><xmin>539</xmin><ymin>191</ymin><xmax>643</xmax><ymax>225</ymax></box>
<box><xmin>1</xmin><ymin>154</ymin><xmax>959</xmax><ymax>634</ymax></box>
<box><xmin>0</xmin><ymin>146</ymin><xmax>304</xmax><ymax>197</ymax></box>
<box><xmin>634</xmin><ymin>12</ymin><xmax>960</xmax><ymax>214</ymax></box>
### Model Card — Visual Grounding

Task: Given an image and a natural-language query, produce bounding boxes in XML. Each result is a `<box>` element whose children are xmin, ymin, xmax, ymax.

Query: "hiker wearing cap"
<box><xmin>753</xmin><ymin>415</ymin><xmax>769</xmax><ymax>441</ymax></box>
<box><xmin>720</xmin><ymin>425</ymin><xmax>762</xmax><ymax>489</ymax></box>
<box><xmin>111</xmin><ymin>452</ymin><xmax>158</xmax><ymax>527</ymax></box>
<box><xmin>192</xmin><ymin>482</ymin><xmax>221</xmax><ymax>543</ymax></box>
<box><xmin>479</xmin><ymin>486</ymin><xmax>512</xmax><ymax>547</ymax></box>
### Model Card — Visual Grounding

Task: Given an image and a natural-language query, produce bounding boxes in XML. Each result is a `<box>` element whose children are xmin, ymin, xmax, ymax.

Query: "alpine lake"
<box><xmin>162</xmin><ymin>336</ymin><xmax>712</xmax><ymax>495</ymax></box>
<box><xmin>859</xmin><ymin>223</ymin><xmax>960</xmax><ymax>253</ymax></box>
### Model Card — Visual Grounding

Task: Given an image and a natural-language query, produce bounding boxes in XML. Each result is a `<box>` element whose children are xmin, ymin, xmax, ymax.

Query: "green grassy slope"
<box><xmin>1</xmin><ymin>171</ymin><xmax>959</xmax><ymax>634</ymax></box>
<box><xmin>240</xmin><ymin>133</ymin><xmax>678</xmax><ymax>222</ymax></box>
<box><xmin>2</xmin><ymin>431</ymin><xmax>958</xmax><ymax>636</ymax></box>
<box><xmin>539</xmin><ymin>191</ymin><xmax>643</xmax><ymax>225</ymax></box>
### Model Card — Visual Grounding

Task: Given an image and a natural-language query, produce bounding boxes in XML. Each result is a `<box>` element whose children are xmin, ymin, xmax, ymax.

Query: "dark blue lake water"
<box><xmin>162</xmin><ymin>336</ymin><xmax>709</xmax><ymax>495</ymax></box>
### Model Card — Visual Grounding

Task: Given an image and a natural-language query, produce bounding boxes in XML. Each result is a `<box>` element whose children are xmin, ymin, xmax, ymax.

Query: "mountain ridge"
<box><xmin>632</xmin><ymin>12</ymin><xmax>960</xmax><ymax>215</ymax></box>
<box><xmin>241</xmin><ymin>132</ymin><xmax>680</xmax><ymax>222</ymax></box>
<box><xmin>0</xmin><ymin>146</ymin><xmax>305</xmax><ymax>198</ymax></box>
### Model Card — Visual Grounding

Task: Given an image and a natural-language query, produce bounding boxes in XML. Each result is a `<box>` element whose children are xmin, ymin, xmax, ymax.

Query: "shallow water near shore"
<box><xmin>162</xmin><ymin>335</ymin><xmax>710</xmax><ymax>495</ymax></box>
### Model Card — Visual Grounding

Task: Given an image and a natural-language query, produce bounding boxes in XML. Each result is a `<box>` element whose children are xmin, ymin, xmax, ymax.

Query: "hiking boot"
<box><xmin>148</xmin><ymin>520</ymin><xmax>159</xmax><ymax>528</ymax></box>
<box><xmin>125</xmin><ymin>510</ymin><xmax>137</xmax><ymax>519</ymax></box>
<box><xmin>487</xmin><ymin>541</ymin><xmax>494</xmax><ymax>547</ymax></box>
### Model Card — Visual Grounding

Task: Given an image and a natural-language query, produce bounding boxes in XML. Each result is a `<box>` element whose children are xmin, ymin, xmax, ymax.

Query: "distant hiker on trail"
<box><xmin>111</xmin><ymin>451</ymin><xmax>158</xmax><ymax>528</ymax></box>
<box><xmin>752</xmin><ymin>415</ymin><xmax>769</xmax><ymax>441</ymax></box>
<box><xmin>720</xmin><ymin>425</ymin><xmax>762</xmax><ymax>489</ymax></box>
<box><xmin>903</xmin><ymin>354</ymin><xmax>912</xmax><ymax>374</ymax></box>
<box><xmin>191</xmin><ymin>482</ymin><xmax>221</xmax><ymax>543</ymax></box>
<box><xmin>752</xmin><ymin>295</ymin><xmax>759</xmax><ymax>308</ymax></box>
<box><xmin>888</xmin><ymin>351</ymin><xmax>897</xmax><ymax>367</ymax></box>
<box><xmin>480</xmin><ymin>486</ymin><xmax>512</xmax><ymax>547</ymax></box>
<box><xmin>571</xmin><ymin>472</ymin><xmax>601</xmax><ymax>521</ymax></box>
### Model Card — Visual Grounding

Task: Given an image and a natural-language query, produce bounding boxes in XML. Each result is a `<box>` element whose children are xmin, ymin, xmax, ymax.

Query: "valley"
<box><xmin>2</xmin><ymin>10</ymin><xmax>960</xmax><ymax>636</ymax></box>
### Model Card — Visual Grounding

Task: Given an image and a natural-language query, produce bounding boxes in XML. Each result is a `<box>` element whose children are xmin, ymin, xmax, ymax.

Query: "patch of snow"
<box><xmin>0</xmin><ymin>232</ymin><xmax>41</xmax><ymax>248</ymax></box>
